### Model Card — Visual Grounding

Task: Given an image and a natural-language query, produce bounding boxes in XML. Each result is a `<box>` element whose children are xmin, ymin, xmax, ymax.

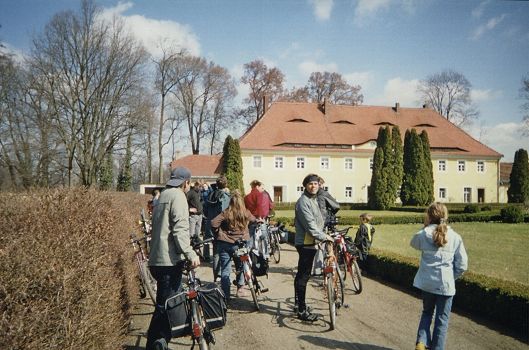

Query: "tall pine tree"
<box><xmin>222</xmin><ymin>136</ymin><xmax>245</xmax><ymax>193</ymax></box>
<box><xmin>99</xmin><ymin>152</ymin><xmax>114</xmax><ymax>191</ymax></box>
<box><xmin>369</xmin><ymin>126</ymin><xmax>392</xmax><ymax>209</ymax></box>
<box><xmin>389</xmin><ymin>126</ymin><xmax>404</xmax><ymax>204</ymax></box>
<box><xmin>401</xmin><ymin>129</ymin><xmax>429</xmax><ymax>205</ymax></box>
<box><xmin>507</xmin><ymin>148</ymin><xmax>529</xmax><ymax>203</ymax></box>
<box><xmin>117</xmin><ymin>131</ymin><xmax>133</xmax><ymax>192</ymax></box>
<box><xmin>420</xmin><ymin>130</ymin><xmax>434</xmax><ymax>203</ymax></box>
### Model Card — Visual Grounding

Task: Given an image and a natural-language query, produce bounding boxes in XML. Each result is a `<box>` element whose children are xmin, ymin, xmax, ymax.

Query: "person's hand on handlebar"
<box><xmin>189</xmin><ymin>256</ymin><xmax>200</xmax><ymax>269</ymax></box>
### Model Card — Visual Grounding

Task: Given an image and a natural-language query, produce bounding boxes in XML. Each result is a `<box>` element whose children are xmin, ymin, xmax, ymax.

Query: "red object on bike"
<box><xmin>240</xmin><ymin>255</ymin><xmax>250</xmax><ymax>262</ymax></box>
<box><xmin>187</xmin><ymin>290</ymin><xmax>198</xmax><ymax>299</ymax></box>
<box><xmin>324</xmin><ymin>266</ymin><xmax>334</xmax><ymax>274</ymax></box>
<box><xmin>192</xmin><ymin>322</ymin><xmax>201</xmax><ymax>338</ymax></box>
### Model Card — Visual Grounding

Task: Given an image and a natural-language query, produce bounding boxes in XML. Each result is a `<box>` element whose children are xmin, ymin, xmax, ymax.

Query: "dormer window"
<box><xmin>374</xmin><ymin>122</ymin><xmax>396</xmax><ymax>126</ymax></box>
<box><xmin>414</xmin><ymin>123</ymin><xmax>436</xmax><ymax>128</ymax></box>
<box><xmin>287</xmin><ymin>118</ymin><xmax>309</xmax><ymax>123</ymax></box>
<box><xmin>333</xmin><ymin>120</ymin><xmax>355</xmax><ymax>125</ymax></box>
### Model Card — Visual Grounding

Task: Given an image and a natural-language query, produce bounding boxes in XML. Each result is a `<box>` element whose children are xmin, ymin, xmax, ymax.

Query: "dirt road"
<box><xmin>125</xmin><ymin>244</ymin><xmax>527</xmax><ymax>350</ymax></box>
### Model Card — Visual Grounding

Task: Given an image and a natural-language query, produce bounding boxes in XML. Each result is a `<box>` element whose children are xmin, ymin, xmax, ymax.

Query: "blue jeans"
<box><xmin>416</xmin><ymin>291</ymin><xmax>454</xmax><ymax>350</ymax></box>
<box><xmin>216</xmin><ymin>240</ymin><xmax>244</xmax><ymax>301</ymax></box>
<box><xmin>146</xmin><ymin>263</ymin><xmax>185</xmax><ymax>350</ymax></box>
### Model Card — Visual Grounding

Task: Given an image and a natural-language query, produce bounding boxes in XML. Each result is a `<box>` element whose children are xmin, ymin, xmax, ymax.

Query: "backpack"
<box><xmin>250</xmin><ymin>250</ymin><xmax>269</xmax><ymax>277</ymax></box>
<box><xmin>205</xmin><ymin>189</ymin><xmax>230</xmax><ymax>219</ymax></box>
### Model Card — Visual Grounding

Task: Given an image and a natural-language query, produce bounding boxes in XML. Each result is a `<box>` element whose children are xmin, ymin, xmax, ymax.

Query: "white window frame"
<box><xmin>274</xmin><ymin>156</ymin><xmax>284</xmax><ymax>169</ymax></box>
<box><xmin>439</xmin><ymin>188</ymin><xmax>447</xmax><ymax>199</ymax></box>
<box><xmin>463</xmin><ymin>187</ymin><xmax>472</xmax><ymax>203</ymax></box>
<box><xmin>477</xmin><ymin>160</ymin><xmax>485</xmax><ymax>173</ymax></box>
<box><xmin>438</xmin><ymin>160</ymin><xmax>446</xmax><ymax>172</ymax></box>
<box><xmin>345</xmin><ymin>186</ymin><xmax>353</xmax><ymax>199</ymax></box>
<box><xmin>369</xmin><ymin>157</ymin><xmax>374</xmax><ymax>171</ymax></box>
<box><xmin>252</xmin><ymin>155</ymin><xmax>262</xmax><ymax>168</ymax></box>
<box><xmin>296</xmin><ymin>156</ymin><xmax>305</xmax><ymax>169</ymax></box>
<box><xmin>296</xmin><ymin>185</ymin><xmax>304</xmax><ymax>197</ymax></box>
<box><xmin>320</xmin><ymin>156</ymin><xmax>330</xmax><ymax>170</ymax></box>
<box><xmin>344</xmin><ymin>157</ymin><xmax>353</xmax><ymax>171</ymax></box>
<box><xmin>458</xmin><ymin>160</ymin><xmax>466</xmax><ymax>172</ymax></box>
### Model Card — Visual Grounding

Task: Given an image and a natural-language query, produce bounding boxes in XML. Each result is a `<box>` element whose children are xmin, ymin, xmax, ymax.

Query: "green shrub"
<box><xmin>501</xmin><ymin>205</ymin><xmax>525</xmax><ymax>223</ymax></box>
<box><xmin>481</xmin><ymin>205</ymin><xmax>492</xmax><ymax>211</ymax></box>
<box><xmin>464</xmin><ymin>204</ymin><xmax>480</xmax><ymax>213</ymax></box>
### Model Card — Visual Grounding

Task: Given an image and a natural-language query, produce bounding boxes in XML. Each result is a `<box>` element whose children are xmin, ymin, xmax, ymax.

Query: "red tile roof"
<box><xmin>239</xmin><ymin>102</ymin><xmax>502</xmax><ymax>158</ymax></box>
<box><xmin>169</xmin><ymin>155</ymin><xmax>222</xmax><ymax>177</ymax></box>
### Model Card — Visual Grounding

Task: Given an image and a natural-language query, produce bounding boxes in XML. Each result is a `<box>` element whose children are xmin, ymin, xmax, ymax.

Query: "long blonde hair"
<box><xmin>426</xmin><ymin>202</ymin><xmax>448</xmax><ymax>247</ymax></box>
<box><xmin>223</xmin><ymin>190</ymin><xmax>250</xmax><ymax>231</ymax></box>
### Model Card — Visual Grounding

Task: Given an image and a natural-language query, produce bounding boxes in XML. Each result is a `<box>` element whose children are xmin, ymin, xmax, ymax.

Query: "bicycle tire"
<box><xmin>140</xmin><ymin>260</ymin><xmax>157</xmax><ymax>304</ymax></box>
<box><xmin>350</xmin><ymin>260</ymin><xmax>363</xmax><ymax>294</ymax></box>
<box><xmin>326</xmin><ymin>274</ymin><xmax>336</xmax><ymax>330</ymax></box>
<box><xmin>192</xmin><ymin>300</ymin><xmax>210</xmax><ymax>350</ymax></box>
<box><xmin>336</xmin><ymin>249</ymin><xmax>347</xmax><ymax>281</ymax></box>
<box><xmin>337</xmin><ymin>267</ymin><xmax>345</xmax><ymax>308</ymax></box>
<box><xmin>271</xmin><ymin>237</ymin><xmax>281</xmax><ymax>263</ymax></box>
<box><xmin>244</xmin><ymin>262</ymin><xmax>260</xmax><ymax>312</ymax></box>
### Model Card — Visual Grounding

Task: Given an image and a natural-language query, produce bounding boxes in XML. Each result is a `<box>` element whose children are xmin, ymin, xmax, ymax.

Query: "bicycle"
<box><xmin>130</xmin><ymin>232</ymin><xmax>157</xmax><ymax>304</ymax></box>
<box><xmin>233</xmin><ymin>239</ymin><xmax>268</xmax><ymax>312</ymax></box>
<box><xmin>331</xmin><ymin>227</ymin><xmax>363</xmax><ymax>294</ymax></box>
<box><xmin>265</xmin><ymin>216</ymin><xmax>285</xmax><ymax>263</ymax></box>
<box><xmin>320</xmin><ymin>238</ymin><xmax>345</xmax><ymax>330</ymax></box>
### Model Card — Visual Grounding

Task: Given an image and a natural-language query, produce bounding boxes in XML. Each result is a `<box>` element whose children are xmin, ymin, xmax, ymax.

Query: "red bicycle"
<box><xmin>331</xmin><ymin>227</ymin><xmax>363</xmax><ymax>294</ymax></box>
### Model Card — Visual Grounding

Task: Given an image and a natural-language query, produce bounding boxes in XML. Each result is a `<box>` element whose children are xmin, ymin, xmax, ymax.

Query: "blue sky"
<box><xmin>1</xmin><ymin>0</ymin><xmax>528</xmax><ymax>161</ymax></box>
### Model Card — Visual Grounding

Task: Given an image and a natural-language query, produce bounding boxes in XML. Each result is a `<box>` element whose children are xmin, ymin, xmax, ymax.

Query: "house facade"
<box><xmin>238</xmin><ymin>101</ymin><xmax>503</xmax><ymax>204</ymax></box>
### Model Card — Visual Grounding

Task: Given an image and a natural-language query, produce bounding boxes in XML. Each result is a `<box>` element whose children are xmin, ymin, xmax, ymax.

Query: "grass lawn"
<box><xmin>370</xmin><ymin>222</ymin><xmax>529</xmax><ymax>286</ymax></box>
<box><xmin>275</xmin><ymin>209</ymin><xmax>424</xmax><ymax>218</ymax></box>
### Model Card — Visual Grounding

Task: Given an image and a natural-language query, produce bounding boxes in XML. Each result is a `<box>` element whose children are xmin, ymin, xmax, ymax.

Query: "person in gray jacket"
<box><xmin>146</xmin><ymin>167</ymin><xmax>200</xmax><ymax>350</ymax></box>
<box><xmin>293</xmin><ymin>173</ymin><xmax>332</xmax><ymax>322</ymax></box>
<box><xmin>411</xmin><ymin>202</ymin><xmax>468</xmax><ymax>350</ymax></box>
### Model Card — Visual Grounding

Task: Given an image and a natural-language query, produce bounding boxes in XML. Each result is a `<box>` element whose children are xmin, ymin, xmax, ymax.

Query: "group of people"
<box><xmin>145</xmin><ymin>167</ymin><xmax>467</xmax><ymax>350</ymax></box>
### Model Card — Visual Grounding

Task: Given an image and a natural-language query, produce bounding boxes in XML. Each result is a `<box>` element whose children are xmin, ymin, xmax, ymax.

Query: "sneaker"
<box><xmin>153</xmin><ymin>338</ymin><xmax>168</xmax><ymax>350</ymax></box>
<box><xmin>293</xmin><ymin>304</ymin><xmax>312</xmax><ymax>313</ymax></box>
<box><xmin>415</xmin><ymin>342</ymin><xmax>426</xmax><ymax>350</ymax></box>
<box><xmin>297</xmin><ymin>310</ymin><xmax>319</xmax><ymax>322</ymax></box>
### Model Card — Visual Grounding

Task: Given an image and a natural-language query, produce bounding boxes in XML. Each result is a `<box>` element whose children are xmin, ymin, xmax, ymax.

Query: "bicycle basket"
<box><xmin>250</xmin><ymin>250</ymin><xmax>269</xmax><ymax>277</ymax></box>
<box><xmin>165</xmin><ymin>292</ymin><xmax>192</xmax><ymax>338</ymax></box>
<box><xmin>198</xmin><ymin>282</ymin><xmax>227</xmax><ymax>330</ymax></box>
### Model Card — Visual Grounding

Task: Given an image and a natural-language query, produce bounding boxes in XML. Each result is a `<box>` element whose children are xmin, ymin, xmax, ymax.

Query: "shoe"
<box><xmin>297</xmin><ymin>310</ymin><xmax>319</xmax><ymax>322</ymax></box>
<box><xmin>153</xmin><ymin>338</ymin><xmax>168</xmax><ymax>350</ymax></box>
<box><xmin>293</xmin><ymin>304</ymin><xmax>312</xmax><ymax>313</ymax></box>
<box><xmin>415</xmin><ymin>342</ymin><xmax>426</xmax><ymax>350</ymax></box>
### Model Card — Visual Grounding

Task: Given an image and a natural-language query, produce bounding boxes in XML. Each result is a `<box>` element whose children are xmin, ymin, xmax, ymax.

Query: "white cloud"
<box><xmin>467</xmin><ymin>122</ymin><xmax>529</xmax><ymax>162</ymax></box>
<box><xmin>471</xmin><ymin>0</ymin><xmax>490</xmax><ymax>19</ymax></box>
<box><xmin>309</xmin><ymin>0</ymin><xmax>334</xmax><ymax>21</ymax></box>
<box><xmin>343</xmin><ymin>71</ymin><xmax>373</xmax><ymax>89</ymax></box>
<box><xmin>471</xmin><ymin>88</ymin><xmax>502</xmax><ymax>102</ymax></box>
<box><xmin>471</xmin><ymin>14</ymin><xmax>507</xmax><ymax>40</ymax></box>
<box><xmin>100</xmin><ymin>2</ymin><xmax>200</xmax><ymax>57</ymax></box>
<box><xmin>298</xmin><ymin>60</ymin><xmax>338</xmax><ymax>77</ymax></box>
<box><xmin>353</xmin><ymin>0</ymin><xmax>419</xmax><ymax>26</ymax></box>
<box><xmin>0</xmin><ymin>42</ymin><xmax>26</xmax><ymax>64</ymax></box>
<box><xmin>368</xmin><ymin>77</ymin><xmax>420</xmax><ymax>107</ymax></box>
<box><xmin>355</xmin><ymin>0</ymin><xmax>392</xmax><ymax>18</ymax></box>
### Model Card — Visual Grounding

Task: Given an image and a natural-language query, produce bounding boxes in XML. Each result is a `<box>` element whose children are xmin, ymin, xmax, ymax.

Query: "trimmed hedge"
<box><xmin>367</xmin><ymin>248</ymin><xmax>529</xmax><ymax>340</ymax></box>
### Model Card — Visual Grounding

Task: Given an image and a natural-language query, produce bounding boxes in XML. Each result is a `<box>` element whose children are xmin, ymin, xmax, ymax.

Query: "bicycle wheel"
<box><xmin>271</xmin><ymin>235</ymin><xmax>281</xmax><ymax>263</ymax></box>
<box><xmin>243</xmin><ymin>261</ymin><xmax>260</xmax><ymax>311</ymax></box>
<box><xmin>191</xmin><ymin>300</ymin><xmax>210</xmax><ymax>350</ymax></box>
<box><xmin>335</xmin><ymin>249</ymin><xmax>347</xmax><ymax>281</ymax></box>
<box><xmin>326</xmin><ymin>274</ymin><xmax>336</xmax><ymax>330</ymax></box>
<box><xmin>337</xmin><ymin>267</ymin><xmax>345</xmax><ymax>308</ymax></box>
<box><xmin>140</xmin><ymin>260</ymin><xmax>157</xmax><ymax>304</ymax></box>
<box><xmin>350</xmin><ymin>260</ymin><xmax>363</xmax><ymax>294</ymax></box>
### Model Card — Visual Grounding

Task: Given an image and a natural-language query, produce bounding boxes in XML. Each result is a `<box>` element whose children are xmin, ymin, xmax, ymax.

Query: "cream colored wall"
<box><xmin>432</xmin><ymin>158</ymin><xmax>498</xmax><ymax>203</ymax></box>
<box><xmin>242</xmin><ymin>151</ymin><xmax>500</xmax><ymax>204</ymax></box>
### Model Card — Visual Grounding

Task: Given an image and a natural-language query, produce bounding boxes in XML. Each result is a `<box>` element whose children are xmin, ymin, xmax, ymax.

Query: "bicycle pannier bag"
<box><xmin>250</xmin><ymin>250</ymin><xmax>269</xmax><ymax>277</ymax></box>
<box><xmin>165</xmin><ymin>292</ymin><xmax>191</xmax><ymax>338</ymax></box>
<box><xmin>198</xmin><ymin>283</ymin><xmax>227</xmax><ymax>330</ymax></box>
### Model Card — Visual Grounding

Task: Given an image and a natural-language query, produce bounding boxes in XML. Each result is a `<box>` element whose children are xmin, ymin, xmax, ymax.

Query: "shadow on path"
<box><xmin>299</xmin><ymin>334</ymin><xmax>394</xmax><ymax>350</ymax></box>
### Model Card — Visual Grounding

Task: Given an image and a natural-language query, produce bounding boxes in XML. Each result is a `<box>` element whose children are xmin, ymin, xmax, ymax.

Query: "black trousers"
<box><xmin>146</xmin><ymin>263</ymin><xmax>185</xmax><ymax>350</ymax></box>
<box><xmin>294</xmin><ymin>246</ymin><xmax>317</xmax><ymax>313</ymax></box>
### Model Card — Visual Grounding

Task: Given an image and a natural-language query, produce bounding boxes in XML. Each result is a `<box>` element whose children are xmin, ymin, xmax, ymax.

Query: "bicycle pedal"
<box><xmin>260</xmin><ymin>288</ymin><xmax>269</xmax><ymax>293</ymax></box>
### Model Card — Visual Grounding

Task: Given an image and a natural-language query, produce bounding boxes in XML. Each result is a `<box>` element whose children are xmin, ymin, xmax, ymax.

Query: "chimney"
<box><xmin>262</xmin><ymin>95</ymin><xmax>269</xmax><ymax>117</ymax></box>
<box><xmin>393</xmin><ymin>102</ymin><xmax>400</xmax><ymax>112</ymax></box>
<box><xmin>322</xmin><ymin>97</ymin><xmax>327</xmax><ymax>115</ymax></box>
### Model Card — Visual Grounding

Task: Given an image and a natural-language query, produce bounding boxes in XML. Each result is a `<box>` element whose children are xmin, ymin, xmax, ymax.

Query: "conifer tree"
<box><xmin>389</xmin><ymin>126</ymin><xmax>404</xmax><ymax>203</ymax></box>
<box><xmin>507</xmin><ymin>148</ymin><xmax>529</xmax><ymax>203</ymax></box>
<box><xmin>117</xmin><ymin>131</ymin><xmax>133</xmax><ymax>192</ymax></box>
<box><xmin>222</xmin><ymin>136</ymin><xmax>245</xmax><ymax>193</ymax></box>
<box><xmin>369</xmin><ymin>127</ymin><xmax>391</xmax><ymax>209</ymax></box>
<box><xmin>401</xmin><ymin>129</ymin><xmax>428</xmax><ymax>205</ymax></box>
<box><xmin>420</xmin><ymin>130</ymin><xmax>434</xmax><ymax>203</ymax></box>
<box><xmin>99</xmin><ymin>152</ymin><xmax>114</xmax><ymax>191</ymax></box>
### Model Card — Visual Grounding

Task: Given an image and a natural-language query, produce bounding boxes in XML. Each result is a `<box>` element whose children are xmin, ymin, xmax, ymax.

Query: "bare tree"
<box><xmin>306</xmin><ymin>71</ymin><xmax>363</xmax><ymax>105</ymax></box>
<box><xmin>239</xmin><ymin>59</ymin><xmax>284</xmax><ymax>127</ymax></box>
<box><xmin>171</xmin><ymin>54</ymin><xmax>236</xmax><ymax>155</ymax></box>
<box><xmin>280</xmin><ymin>86</ymin><xmax>310</xmax><ymax>102</ymax></box>
<box><xmin>28</xmin><ymin>0</ymin><xmax>148</xmax><ymax>187</ymax></box>
<box><xmin>417</xmin><ymin>69</ymin><xmax>479</xmax><ymax>127</ymax></box>
<box><xmin>520</xmin><ymin>74</ymin><xmax>529</xmax><ymax>136</ymax></box>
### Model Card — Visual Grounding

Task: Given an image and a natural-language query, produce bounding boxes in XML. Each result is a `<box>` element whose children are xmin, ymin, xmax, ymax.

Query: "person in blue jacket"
<box><xmin>411</xmin><ymin>202</ymin><xmax>468</xmax><ymax>350</ymax></box>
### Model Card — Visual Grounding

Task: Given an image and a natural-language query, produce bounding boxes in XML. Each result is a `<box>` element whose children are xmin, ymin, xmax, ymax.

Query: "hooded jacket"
<box><xmin>294</xmin><ymin>191</ymin><xmax>327</xmax><ymax>247</ymax></box>
<box><xmin>410</xmin><ymin>224</ymin><xmax>468</xmax><ymax>296</ymax></box>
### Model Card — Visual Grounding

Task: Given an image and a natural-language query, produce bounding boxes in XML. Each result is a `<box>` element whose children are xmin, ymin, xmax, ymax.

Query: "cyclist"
<box><xmin>186</xmin><ymin>181</ymin><xmax>203</xmax><ymax>240</ymax></box>
<box><xmin>294</xmin><ymin>173</ymin><xmax>332</xmax><ymax>322</ymax></box>
<box><xmin>244</xmin><ymin>180</ymin><xmax>273</xmax><ymax>259</ymax></box>
<box><xmin>146</xmin><ymin>167</ymin><xmax>200</xmax><ymax>350</ymax></box>
<box><xmin>210</xmin><ymin>190</ymin><xmax>258</xmax><ymax>302</ymax></box>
